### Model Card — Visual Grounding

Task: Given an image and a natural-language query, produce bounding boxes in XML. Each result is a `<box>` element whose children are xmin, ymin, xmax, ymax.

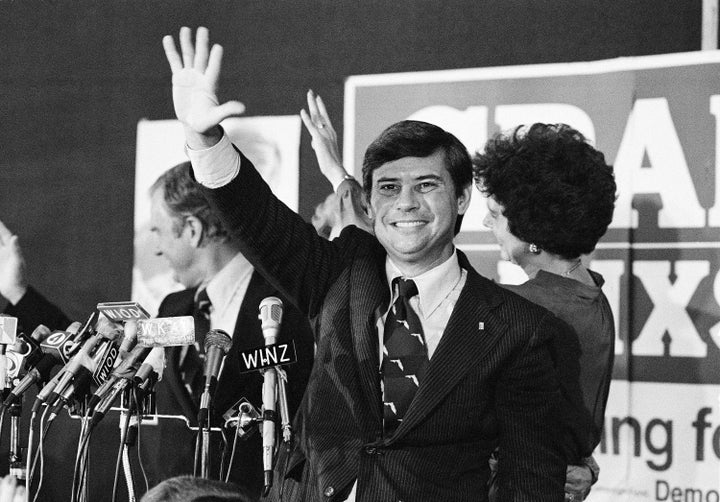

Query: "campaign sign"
<box><xmin>345</xmin><ymin>50</ymin><xmax>720</xmax><ymax>499</ymax></box>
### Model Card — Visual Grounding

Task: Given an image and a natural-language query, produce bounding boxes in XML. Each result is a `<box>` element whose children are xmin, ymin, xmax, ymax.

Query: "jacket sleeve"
<box><xmin>197</xmin><ymin>148</ymin><xmax>365</xmax><ymax>319</ymax></box>
<box><xmin>3</xmin><ymin>286</ymin><xmax>72</xmax><ymax>333</ymax></box>
<box><xmin>495</xmin><ymin>311</ymin><xmax>567</xmax><ymax>501</ymax></box>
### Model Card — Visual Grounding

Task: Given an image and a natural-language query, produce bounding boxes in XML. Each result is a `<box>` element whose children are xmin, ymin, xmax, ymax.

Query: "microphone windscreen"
<box><xmin>204</xmin><ymin>329</ymin><xmax>232</xmax><ymax>355</ymax></box>
<box><xmin>96</xmin><ymin>316</ymin><xmax>123</xmax><ymax>341</ymax></box>
<box><xmin>30</xmin><ymin>324</ymin><xmax>53</xmax><ymax>342</ymax></box>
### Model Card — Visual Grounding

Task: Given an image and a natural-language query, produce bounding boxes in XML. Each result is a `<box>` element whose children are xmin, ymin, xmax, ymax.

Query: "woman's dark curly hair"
<box><xmin>473</xmin><ymin>123</ymin><xmax>616</xmax><ymax>259</ymax></box>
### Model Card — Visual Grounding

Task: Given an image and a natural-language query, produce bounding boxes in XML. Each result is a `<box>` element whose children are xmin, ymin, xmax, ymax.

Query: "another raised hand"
<box><xmin>162</xmin><ymin>26</ymin><xmax>246</xmax><ymax>148</ymax></box>
<box><xmin>300</xmin><ymin>90</ymin><xmax>347</xmax><ymax>188</ymax></box>
<box><xmin>0</xmin><ymin>220</ymin><xmax>27</xmax><ymax>305</ymax></box>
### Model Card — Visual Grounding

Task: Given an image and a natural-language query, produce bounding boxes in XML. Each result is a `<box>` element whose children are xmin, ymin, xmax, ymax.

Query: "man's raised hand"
<box><xmin>163</xmin><ymin>27</ymin><xmax>245</xmax><ymax>146</ymax></box>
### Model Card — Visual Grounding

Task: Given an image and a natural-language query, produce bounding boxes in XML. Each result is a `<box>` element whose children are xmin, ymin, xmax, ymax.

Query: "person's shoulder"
<box><xmin>157</xmin><ymin>288</ymin><xmax>196</xmax><ymax>316</ymax></box>
<box><xmin>465</xmin><ymin>267</ymin><xmax>557</xmax><ymax>321</ymax></box>
<box><xmin>334</xmin><ymin>224</ymin><xmax>384</xmax><ymax>260</ymax></box>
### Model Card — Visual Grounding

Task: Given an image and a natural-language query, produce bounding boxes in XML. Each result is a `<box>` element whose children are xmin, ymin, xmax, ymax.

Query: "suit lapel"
<box><xmin>158</xmin><ymin>288</ymin><xmax>200</xmax><ymax>423</ymax></box>
<box><xmin>392</xmin><ymin>267</ymin><xmax>507</xmax><ymax>438</ymax></box>
<box><xmin>349</xmin><ymin>248</ymin><xmax>389</xmax><ymax>423</ymax></box>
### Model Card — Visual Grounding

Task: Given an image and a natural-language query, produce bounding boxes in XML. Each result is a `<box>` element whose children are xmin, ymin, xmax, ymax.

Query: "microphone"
<box><xmin>90</xmin><ymin>347</ymin><xmax>165</xmax><ymax>426</ymax></box>
<box><xmin>34</xmin><ymin>318</ymin><xmax>120</xmax><ymax>412</ymax></box>
<box><xmin>88</xmin><ymin>344</ymin><xmax>152</xmax><ymax>412</ymax></box>
<box><xmin>14</xmin><ymin>324</ymin><xmax>53</xmax><ymax>370</ymax></box>
<box><xmin>118</xmin><ymin>320</ymin><xmax>138</xmax><ymax>360</ymax></box>
<box><xmin>3</xmin><ymin>326</ymin><xmax>82</xmax><ymax>409</ymax></box>
<box><xmin>259</xmin><ymin>296</ymin><xmax>283</xmax><ymax>496</ymax></box>
<box><xmin>134</xmin><ymin>347</ymin><xmax>166</xmax><ymax>389</ymax></box>
<box><xmin>0</xmin><ymin>315</ymin><xmax>18</xmax><ymax>391</ymax></box>
<box><xmin>197</xmin><ymin>329</ymin><xmax>232</xmax><ymax>427</ymax></box>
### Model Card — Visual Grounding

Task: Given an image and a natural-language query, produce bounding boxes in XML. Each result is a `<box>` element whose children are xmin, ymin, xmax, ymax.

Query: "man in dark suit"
<box><xmin>163</xmin><ymin>27</ymin><xmax>567</xmax><ymax>501</ymax></box>
<box><xmin>144</xmin><ymin>162</ymin><xmax>315</xmax><ymax>496</ymax></box>
<box><xmin>0</xmin><ymin>163</ymin><xmax>314</xmax><ymax>500</ymax></box>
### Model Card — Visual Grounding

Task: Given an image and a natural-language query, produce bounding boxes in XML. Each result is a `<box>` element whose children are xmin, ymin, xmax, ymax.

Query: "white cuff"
<box><xmin>332</xmin><ymin>174</ymin><xmax>356</xmax><ymax>193</ymax></box>
<box><xmin>185</xmin><ymin>132</ymin><xmax>241</xmax><ymax>188</ymax></box>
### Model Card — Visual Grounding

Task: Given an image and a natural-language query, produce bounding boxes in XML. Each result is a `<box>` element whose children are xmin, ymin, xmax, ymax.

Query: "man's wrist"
<box><xmin>332</xmin><ymin>173</ymin><xmax>356</xmax><ymax>193</ymax></box>
<box><xmin>184</xmin><ymin>124</ymin><xmax>223</xmax><ymax>150</ymax></box>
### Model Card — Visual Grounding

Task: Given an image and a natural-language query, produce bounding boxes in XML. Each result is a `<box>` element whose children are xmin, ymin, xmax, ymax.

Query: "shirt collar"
<box><xmin>385</xmin><ymin>249</ymin><xmax>462</xmax><ymax>317</ymax></box>
<box><xmin>202</xmin><ymin>252</ymin><xmax>253</xmax><ymax>311</ymax></box>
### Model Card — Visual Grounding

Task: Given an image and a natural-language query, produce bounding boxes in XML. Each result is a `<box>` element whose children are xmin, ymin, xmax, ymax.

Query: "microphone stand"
<box><xmin>198</xmin><ymin>390</ymin><xmax>212</xmax><ymax>479</ymax></box>
<box><xmin>261</xmin><ymin>365</ymin><xmax>293</xmax><ymax>496</ymax></box>
<box><xmin>8</xmin><ymin>397</ymin><xmax>26</xmax><ymax>484</ymax></box>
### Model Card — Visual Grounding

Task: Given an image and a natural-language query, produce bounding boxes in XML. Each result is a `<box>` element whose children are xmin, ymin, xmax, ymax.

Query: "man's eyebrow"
<box><xmin>375</xmin><ymin>174</ymin><xmax>445</xmax><ymax>183</ymax></box>
<box><xmin>415</xmin><ymin>174</ymin><xmax>444</xmax><ymax>182</ymax></box>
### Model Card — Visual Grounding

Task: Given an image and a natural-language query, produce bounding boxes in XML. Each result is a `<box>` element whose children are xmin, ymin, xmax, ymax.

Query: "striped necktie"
<box><xmin>381</xmin><ymin>278</ymin><xmax>429</xmax><ymax>435</ymax></box>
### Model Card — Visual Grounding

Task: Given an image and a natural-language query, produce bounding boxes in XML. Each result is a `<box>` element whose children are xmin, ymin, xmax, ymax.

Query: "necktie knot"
<box><xmin>395</xmin><ymin>278</ymin><xmax>418</xmax><ymax>300</ymax></box>
<box><xmin>193</xmin><ymin>288</ymin><xmax>213</xmax><ymax>349</ymax></box>
<box><xmin>392</xmin><ymin>278</ymin><xmax>417</xmax><ymax>322</ymax></box>
<box><xmin>195</xmin><ymin>288</ymin><xmax>212</xmax><ymax>317</ymax></box>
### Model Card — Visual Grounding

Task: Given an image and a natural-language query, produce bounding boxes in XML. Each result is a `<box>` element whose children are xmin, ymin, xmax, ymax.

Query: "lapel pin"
<box><xmin>478</xmin><ymin>322</ymin><xmax>485</xmax><ymax>330</ymax></box>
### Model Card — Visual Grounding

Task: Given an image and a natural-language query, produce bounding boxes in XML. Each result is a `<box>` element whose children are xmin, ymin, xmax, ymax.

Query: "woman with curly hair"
<box><xmin>474</xmin><ymin>123</ymin><xmax>616</xmax><ymax>501</ymax></box>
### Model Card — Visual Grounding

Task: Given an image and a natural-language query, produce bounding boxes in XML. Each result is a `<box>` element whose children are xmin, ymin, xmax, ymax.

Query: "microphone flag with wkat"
<box><xmin>259</xmin><ymin>296</ymin><xmax>284</xmax><ymax>496</ymax></box>
<box><xmin>90</xmin><ymin>316</ymin><xmax>191</xmax><ymax>413</ymax></box>
<box><xmin>136</xmin><ymin>316</ymin><xmax>196</xmax><ymax>347</ymax></box>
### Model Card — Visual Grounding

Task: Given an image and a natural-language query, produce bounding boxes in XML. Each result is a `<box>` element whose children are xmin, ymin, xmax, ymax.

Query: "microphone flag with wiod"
<box><xmin>90</xmin><ymin>347</ymin><xmax>167</xmax><ymax>425</ymax></box>
<box><xmin>34</xmin><ymin>318</ymin><xmax>120</xmax><ymax>411</ymax></box>
<box><xmin>96</xmin><ymin>301</ymin><xmax>150</xmax><ymax>322</ymax></box>
<box><xmin>88</xmin><ymin>343</ymin><xmax>151</xmax><ymax>411</ymax></box>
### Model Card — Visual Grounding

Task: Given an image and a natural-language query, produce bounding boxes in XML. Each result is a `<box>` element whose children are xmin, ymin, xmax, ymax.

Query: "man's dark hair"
<box><xmin>473</xmin><ymin>123</ymin><xmax>616</xmax><ymax>259</ymax></box>
<box><xmin>362</xmin><ymin>120</ymin><xmax>473</xmax><ymax>234</ymax></box>
<box><xmin>150</xmin><ymin>161</ymin><xmax>228</xmax><ymax>243</ymax></box>
<box><xmin>140</xmin><ymin>475</ymin><xmax>253</xmax><ymax>502</ymax></box>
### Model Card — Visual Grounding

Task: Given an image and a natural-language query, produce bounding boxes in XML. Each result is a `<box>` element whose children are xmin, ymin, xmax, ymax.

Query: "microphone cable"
<box><xmin>223</xmin><ymin>416</ymin><xmax>243</xmax><ymax>483</ymax></box>
<box><xmin>71</xmin><ymin>408</ymin><xmax>94</xmax><ymax>502</ymax></box>
<box><xmin>25</xmin><ymin>410</ymin><xmax>37</xmax><ymax>502</ymax></box>
<box><xmin>30</xmin><ymin>405</ymin><xmax>54</xmax><ymax>502</ymax></box>
<box><xmin>132</xmin><ymin>386</ymin><xmax>150</xmax><ymax>495</ymax></box>
<box><xmin>111</xmin><ymin>388</ymin><xmax>136</xmax><ymax>502</ymax></box>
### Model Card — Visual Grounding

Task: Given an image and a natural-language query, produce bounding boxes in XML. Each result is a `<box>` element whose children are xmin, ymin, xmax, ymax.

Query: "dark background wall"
<box><xmin>0</xmin><ymin>0</ymin><xmax>705</xmax><ymax>321</ymax></box>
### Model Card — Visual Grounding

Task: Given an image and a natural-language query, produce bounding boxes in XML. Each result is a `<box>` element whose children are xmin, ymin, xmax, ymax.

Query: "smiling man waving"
<box><xmin>163</xmin><ymin>26</ymin><xmax>567</xmax><ymax>502</ymax></box>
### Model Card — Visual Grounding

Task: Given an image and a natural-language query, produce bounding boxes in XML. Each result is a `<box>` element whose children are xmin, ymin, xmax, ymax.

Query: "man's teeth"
<box><xmin>394</xmin><ymin>221</ymin><xmax>423</xmax><ymax>228</ymax></box>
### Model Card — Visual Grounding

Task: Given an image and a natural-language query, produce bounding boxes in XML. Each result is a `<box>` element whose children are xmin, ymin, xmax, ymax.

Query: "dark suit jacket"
<box><xmin>199</xmin><ymin>152</ymin><xmax>567</xmax><ymax>502</ymax></box>
<box><xmin>149</xmin><ymin>270</ymin><xmax>315</xmax><ymax>499</ymax></box>
<box><xmin>4</xmin><ymin>286</ymin><xmax>72</xmax><ymax>334</ymax></box>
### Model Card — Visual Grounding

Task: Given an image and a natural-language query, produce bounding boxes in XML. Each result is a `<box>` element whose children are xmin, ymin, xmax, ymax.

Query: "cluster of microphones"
<box><xmin>0</xmin><ymin>296</ymin><xmax>297</xmax><ymax>500</ymax></box>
